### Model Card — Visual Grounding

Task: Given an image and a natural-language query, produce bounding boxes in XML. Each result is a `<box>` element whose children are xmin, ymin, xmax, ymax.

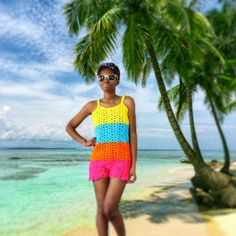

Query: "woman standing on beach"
<box><xmin>66</xmin><ymin>62</ymin><xmax>137</xmax><ymax>236</ymax></box>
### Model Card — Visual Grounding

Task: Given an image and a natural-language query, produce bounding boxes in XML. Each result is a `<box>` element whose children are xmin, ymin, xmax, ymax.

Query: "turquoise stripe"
<box><xmin>95</xmin><ymin>123</ymin><xmax>129</xmax><ymax>143</ymax></box>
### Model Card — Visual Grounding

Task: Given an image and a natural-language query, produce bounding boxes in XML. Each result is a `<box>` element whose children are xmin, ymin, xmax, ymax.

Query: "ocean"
<box><xmin>0</xmin><ymin>148</ymin><xmax>235</xmax><ymax>236</ymax></box>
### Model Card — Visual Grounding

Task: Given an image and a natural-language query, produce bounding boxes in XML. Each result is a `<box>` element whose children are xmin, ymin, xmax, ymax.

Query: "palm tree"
<box><xmin>158</xmin><ymin>35</ymin><xmax>235</xmax><ymax>174</ymax></box>
<box><xmin>197</xmin><ymin>70</ymin><xmax>231</xmax><ymax>175</ymax></box>
<box><xmin>159</xmin><ymin>64</ymin><xmax>234</xmax><ymax>175</ymax></box>
<box><xmin>205</xmin><ymin>2</ymin><xmax>236</xmax><ymax>173</ymax></box>
<box><xmin>63</xmin><ymin>0</ymin><xmax>236</xmax><ymax>207</ymax></box>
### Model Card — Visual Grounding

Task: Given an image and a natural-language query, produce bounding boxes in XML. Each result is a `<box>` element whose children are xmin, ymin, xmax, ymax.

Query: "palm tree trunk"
<box><xmin>145</xmin><ymin>40</ymin><xmax>204</xmax><ymax>168</ymax></box>
<box><xmin>208</xmin><ymin>96</ymin><xmax>231</xmax><ymax>173</ymax></box>
<box><xmin>185</xmin><ymin>78</ymin><xmax>204</xmax><ymax>161</ymax></box>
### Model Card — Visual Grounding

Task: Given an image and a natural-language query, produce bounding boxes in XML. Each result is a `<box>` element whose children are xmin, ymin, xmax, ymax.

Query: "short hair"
<box><xmin>97</xmin><ymin>62</ymin><xmax>120</xmax><ymax>79</ymax></box>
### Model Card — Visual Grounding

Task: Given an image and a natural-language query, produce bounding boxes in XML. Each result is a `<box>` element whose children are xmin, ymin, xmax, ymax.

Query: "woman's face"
<box><xmin>98</xmin><ymin>68</ymin><xmax>119</xmax><ymax>92</ymax></box>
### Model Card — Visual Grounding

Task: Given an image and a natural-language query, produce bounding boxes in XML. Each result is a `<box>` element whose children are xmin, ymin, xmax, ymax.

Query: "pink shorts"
<box><xmin>89</xmin><ymin>160</ymin><xmax>131</xmax><ymax>183</ymax></box>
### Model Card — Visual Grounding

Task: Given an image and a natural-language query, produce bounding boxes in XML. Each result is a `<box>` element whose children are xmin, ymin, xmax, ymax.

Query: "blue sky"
<box><xmin>0</xmin><ymin>0</ymin><xmax>235</xmax><ymax>150</ymax></box>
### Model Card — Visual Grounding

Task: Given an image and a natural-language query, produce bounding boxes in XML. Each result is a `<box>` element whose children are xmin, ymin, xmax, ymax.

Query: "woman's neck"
<box><xmin>102</xmin><ymin>93</ymin><xmax>118</xmax><ymax>103</ymax></box>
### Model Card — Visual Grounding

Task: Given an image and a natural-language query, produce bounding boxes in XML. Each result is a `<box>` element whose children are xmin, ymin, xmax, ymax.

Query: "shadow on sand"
<box><xmin>120</xmin><ymin>182</ymin><xmax>236</xmax><ymax>225</ymax></box>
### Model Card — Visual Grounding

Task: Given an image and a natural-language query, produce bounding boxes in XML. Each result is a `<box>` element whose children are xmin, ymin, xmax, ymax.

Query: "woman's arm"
<box><xmin>126</xmin><ymin>96</ymin><xmax>137</xmax><ymax>183</ymax></box>
<box><xmin>65</xmin><ymin>101</ymin><xmax>96</xmax><ymax>147</ymax></box>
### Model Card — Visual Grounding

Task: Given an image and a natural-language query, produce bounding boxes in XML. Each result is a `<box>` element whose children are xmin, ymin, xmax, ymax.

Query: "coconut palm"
<box><xmin>159</xmin><ymin>62</ymin><xmax>235</xmax><ymax>175</ymax></box>
<box><xmin>196</xmin><ymin>61</ymin><xmax>233</xmax><ymax>174</ymax></box>
<box><xmin>63</xmin><ymin>0</ymin><xmax>236</xmax><ymax>207</ymax></box>
<box><xmin>157</xmin><ymin>26</ymin><xmax>235</xmax><ymax>174</ymax></box>
<box><xmin>205</xmin><ymin>3</ymin><xmax>236</xmax><ymax>172</ymax></box>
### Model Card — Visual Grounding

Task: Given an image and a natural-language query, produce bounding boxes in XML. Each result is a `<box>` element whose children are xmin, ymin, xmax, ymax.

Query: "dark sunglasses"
<box><xmin>97</xmin><ymin>74</ymin><xmax>119</xmax><ymax>82</ymax></box>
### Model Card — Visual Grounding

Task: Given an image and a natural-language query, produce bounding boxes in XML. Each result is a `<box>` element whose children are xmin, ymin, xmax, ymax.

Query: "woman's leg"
<box><xmin>93</xmin><ymin>177</ymin><xmax>110</xmax><ymax>236</ymax></box>
<box><xmin>103</xmin><ymin>178</ymin><xmax>127</xmax><ymax>236</ymax></box>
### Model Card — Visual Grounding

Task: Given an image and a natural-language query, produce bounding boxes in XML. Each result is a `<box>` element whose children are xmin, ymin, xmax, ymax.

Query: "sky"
<box><xmin>0</xmin><ymin>0</ymin><xmax>235</xmax><ymax>150</ymax></box>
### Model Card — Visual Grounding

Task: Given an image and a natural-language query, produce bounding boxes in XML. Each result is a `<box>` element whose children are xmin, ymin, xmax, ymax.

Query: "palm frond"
<box><xmin>122</xmin><ymin>13</ymin><xmax>151</xmax><ymax>84</ymax></box>
<box><xmin>73</xmin><ymin>6</ymin><xmax>122</xmax><ymax>83</ymax></box>
<box><xmin>200</xmin><ymin>38</ymin><xmax>226</xmax><ymax>66</ymax></box>
<box><xmin>176</xmin><ymin>79</ymin><xmax>188</xmax><ymax>122</ymax></box>
<box><xmin>157</xmin><ymin>84</ymin><xmax>182</xmax><ymax>111</ymax></box>
<box><xmin>223</xmin><ymin>100</ymin><xmax>236</xmax><ymax>114</ymax></box>
<box><xmin>63</xmin><ymin>0</ymin><xmax>91</xmax><ymax>36</ymax></box>
<box><xmin>186</xmin><ymin>8</ymin><xmax>215</xmax><ymax>38</ymax></box>
<box><xmin>188</xmin><ymin>0</ymin><xmax>201</xmax><ymax>9</ymax></box>
<box><xmin>157</xmin><ymin>83</ymin><xmax>188</xmax><ymax>123</ymax></box>
<box><xmin>161</xmin><ymin>1</ymin><xmax>191</xmax><ymax>34</ymax></box>
<box><xmin>141</xmin><ymin>54</ymin><xmax>152</xmax><ymax>88</ymax></box>
<box><xmin>73</xmin><ymin>35</ymin><xmax>97</xmax><ymax>84</ymax></box>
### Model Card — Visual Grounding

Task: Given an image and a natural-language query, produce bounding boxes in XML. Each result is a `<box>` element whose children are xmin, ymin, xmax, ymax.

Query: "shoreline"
<box><xmin>63</xmin><ymin>164</ymin><xmax>236</xmax><ymax>236</ymax></box>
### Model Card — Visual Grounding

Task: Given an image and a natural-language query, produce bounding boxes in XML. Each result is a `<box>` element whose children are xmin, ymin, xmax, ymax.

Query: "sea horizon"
<box><xmin>1</xmin><ymin>147</ymin><xmax>236</xmax><ymax>152</ymax></box>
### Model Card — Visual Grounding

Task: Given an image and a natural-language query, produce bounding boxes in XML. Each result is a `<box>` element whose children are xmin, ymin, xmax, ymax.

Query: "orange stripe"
<box><xmin>90</xmin><ymin>142</ymin><xmax>131</xmax><ymax>161</ymax></box>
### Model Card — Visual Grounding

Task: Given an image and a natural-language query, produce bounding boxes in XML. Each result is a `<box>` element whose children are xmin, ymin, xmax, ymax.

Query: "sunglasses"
<box><xmin>97</xmin><ymin>74</ymin><xmax>119</xmax><ymax>82</ymax></box>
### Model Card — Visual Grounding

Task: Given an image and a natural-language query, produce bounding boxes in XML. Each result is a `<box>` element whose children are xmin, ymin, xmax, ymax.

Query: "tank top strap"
<box><xmin>97</xmin><ymin>99</ymin><xmax>101</xmax><ymax>107</ymax></box>
<box><xmin>121</xmin><ymin>95</ymin><xmax>125</xmax><ymax>104</ymax></box>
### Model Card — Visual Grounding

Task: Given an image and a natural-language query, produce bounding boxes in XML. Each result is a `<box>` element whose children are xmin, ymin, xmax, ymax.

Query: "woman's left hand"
<box><xmin>128</xmin><ymin>165</ymin><xmax>137</xmax><ymax>184</ymax></box>
<box><xmin>85</xmin><ymin>137</ymin><xmax>96</xmax><ymax>147</ymax></box>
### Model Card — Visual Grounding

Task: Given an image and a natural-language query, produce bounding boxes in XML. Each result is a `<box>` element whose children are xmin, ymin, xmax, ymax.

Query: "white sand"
<box><xmin>64</xmin><ymin>165</ymin><xmax>236</xmax><ymax>236</ymax></box>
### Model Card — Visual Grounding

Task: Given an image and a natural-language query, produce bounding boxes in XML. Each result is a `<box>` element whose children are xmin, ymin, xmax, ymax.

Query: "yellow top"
<box><xmin>91</xmin><ymin>95</ymin><xmax>129</xmax><ymax>127</ymax></box>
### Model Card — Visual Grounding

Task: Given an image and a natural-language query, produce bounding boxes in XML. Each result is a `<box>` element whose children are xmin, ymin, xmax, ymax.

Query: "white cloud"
<box><xmin>2</xmin><ymin>105</ymin><xmax>11</xmax><ymax>113</ymax></box>
<box><xmin>0</xmin><ymin>80</ymin><xmax>61</xmax><ymax>100</ymax></box>
<box><xmin>0</xmin><ymin>100</ymin><xmax>94</xmax><ymax>141</ymax></box>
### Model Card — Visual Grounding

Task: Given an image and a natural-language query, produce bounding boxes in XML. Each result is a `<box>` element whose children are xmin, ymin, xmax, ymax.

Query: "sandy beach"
<box><xmin>64</xmin><ymin>164</ymin><xmax>236</xmax><ymax>236</ymax></box>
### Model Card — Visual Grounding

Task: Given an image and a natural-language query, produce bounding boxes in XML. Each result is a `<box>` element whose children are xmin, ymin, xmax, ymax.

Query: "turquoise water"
<box><xmin>0</xmin><ymin>149</ymin><xmax>235</xmax><ymax>236</ymax></box>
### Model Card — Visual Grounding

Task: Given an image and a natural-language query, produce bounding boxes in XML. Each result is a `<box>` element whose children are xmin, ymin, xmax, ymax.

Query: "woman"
<box><xmin>66</xmin><ymin>62</ymin><xmax>137</xmax><ymax>236</ymax></box>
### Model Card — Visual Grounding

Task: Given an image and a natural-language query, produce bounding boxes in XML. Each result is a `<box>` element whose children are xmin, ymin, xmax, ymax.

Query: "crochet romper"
<box><xmin>89</xmin><ymin>95</ymin><xmax>132</xmax><ymax>182</ymax></box>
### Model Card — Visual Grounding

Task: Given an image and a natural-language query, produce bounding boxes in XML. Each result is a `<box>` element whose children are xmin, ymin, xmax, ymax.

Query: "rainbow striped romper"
<box><xmin>89</xmin><ymin>95</ymin><xmax>132</xmax><ymax>182</ymax></box>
